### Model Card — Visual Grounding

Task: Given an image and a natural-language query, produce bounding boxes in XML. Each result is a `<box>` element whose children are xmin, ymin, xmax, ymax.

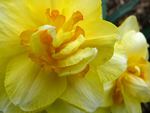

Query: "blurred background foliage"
<box><xmin>102</xmin><ymin>0</ymin><xmax>150</xmax><ymax>113</ymax></box>
<box><xmin>102</xmin><ymin>0</ymin><xmax>150</xmax><ymax>42</ymax></box>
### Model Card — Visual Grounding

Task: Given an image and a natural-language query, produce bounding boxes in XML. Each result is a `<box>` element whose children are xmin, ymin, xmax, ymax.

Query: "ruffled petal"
<box><xmin>122</xmin><ymin>74</ymin><xmax>150</xmax><ymax>102</ymax></box>
<box><xmin>5</xmin><ymin>55</ymin><xmax>67</xmax><ymax>111</ymax></box>
<box><xmin>81</xmin><ymin>19</ymin><xmax>118</xmax><ymax>65</ymax></box>
<box><xmin>81</xmin><ymin>19</ymin><xmax>118</xmax><ymax>40</ymax></box>
<box><xmin>121</xmin><ymin>31</ymin><xmax>149</xmax><ymax>60</ymax></box>
<box><xmin>122</xmin><ymin>85</ymin><xmax>142</xmax><ymax>113</ymax></box>
<box><xmin>97</xmin><ymin>43</ymin><xmax>127</xmax><ymax>83</ymax></box>
<box><xmin>46</xmin><ymin>100</ymin><xmax>85</xmax><ymax>113</ymax></box>
<box><xmin>119</xmin><ymin>16</ymin><xmax>139</xmax><ymax>36</ymax></box>
<box><xmin>61</xmin><ymin>67</ymin><xmax>103</xmax><ymax>112</ymax></box>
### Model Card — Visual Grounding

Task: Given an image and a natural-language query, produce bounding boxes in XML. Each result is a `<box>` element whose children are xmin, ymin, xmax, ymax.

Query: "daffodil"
<box><xmin>96</xmin><ymin>16</ymin><xmax>150</xmax><ymax>113</ymax></box>
<box><xmin>0</xmin><ymin>0</ymin><xmax>120</xmax><ymax>113</ymax></box>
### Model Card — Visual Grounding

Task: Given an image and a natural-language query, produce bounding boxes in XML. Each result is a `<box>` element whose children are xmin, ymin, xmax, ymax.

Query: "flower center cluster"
<box><xmin>20</xmin><ymin>9</ymin><xmax>97</xmax><ymax>77</ymax></box>
<box><xmin>113</xmin><ymin>58</ymin><xmax>147</xmax><ymax>104</ymax></box>
<box><xmin>127</xmin><ymin>58</ymin><xmax>147</xmax><ymax>79</ymax></box>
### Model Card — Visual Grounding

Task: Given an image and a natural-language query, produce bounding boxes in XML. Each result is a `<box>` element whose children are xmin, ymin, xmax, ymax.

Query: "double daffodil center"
<box><xmin>113</xmin><ymin>58</ymin><xmax>147</xmax><ymax>104</ymax></box>
<box><xmin>20</xmin><ymin>9</ymin><xmax>97</xmax><ymax>77</ymax></box>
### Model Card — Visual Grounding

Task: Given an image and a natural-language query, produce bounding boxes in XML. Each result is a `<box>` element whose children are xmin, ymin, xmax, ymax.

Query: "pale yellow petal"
<box><xmin>61</xmin><ymin>70</ymin><xmax>103</xmax><ymax>112</ymax></box>
<box><xmin>119</xmin><ymin>16</ymin><xmax>139</xmax><ymax>36</ymax></box>
<box><xmin>122</xmin><ymin>85</ymin><xmax>142</xmax><ymax>113</ymax></box>
<box><xmin>122</xmin><ymin>74</ymin><xmax>150</xmax><ymax>102</ymax></box>
<box><xmin>0</xmin><ymin>1</ymin><xmax>38</xmax><ymax>37</ymax></box>
<box><xmin>5</xmin><ymin>55</ymin><xmax>66</xmax><ymax>111</ymax></box>
<box><xmin>121</xmin><ymin>31</ymin><xmax>149</xmax><ymax>60</ymax></box>
<box><xmin>46</xmin><ymin>100</ymin><xmax>85</xmax><ymax>113</ymax></box>
<box><xmin>2</xmin><ymin>101</ymin><xmax>27</xmax><ymax>113</ymax></box>
<box><xmin>101</xmin><ymin>82</ymin><xmax>115</xmax><ymax>107</ymax></box>
<box><xmin>97</xmin><ymin>43</ymin><xmax>127</xmax><ymax>83</ymax></box>
<box><xmin>0</xmin><ymin>60</ymin><xmax>27</xmax><ymax>113</ymax></box>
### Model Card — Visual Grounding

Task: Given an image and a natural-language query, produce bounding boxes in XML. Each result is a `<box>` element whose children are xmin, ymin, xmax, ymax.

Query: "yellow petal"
<box><xmin>2</xmin><ymin>101</ymin><xmax>27</xmax><ymax>113</ymax></box>
<box><xmin>26</xmin><ymin>0</ymin><xmax>65</xmax><ymax>18</ymax></box>
<box><xmin>52</xmin><ymin>35</ymin><xmax>85</xmax><ymax>59</ymax></box>
<box><xmin>93</xmin><ymin>107</ymin><xmax>110</xmax><ymax>113</ymax></box>
<box><xmin>57</xmin><ymin>56</ymin><xmax>93</xmax><ymax>77</ymax></box>
<box><xmin>102</xmin><ymin>81</ymin><xmax>115</xmax><ymax>107</ymax></box>
<box><xmin>119</xmin><ymin>16</ymin><xmax>139</xmax><ymax>36</ymax></box>
<box><xmin>122</xmin><ymin>74</ymin><xmax>150</xmax><ymax>102</ymax></box>
<box><xmin>111</xmin><ymin>104</ymin><xmax>128</xmax><ymax>113</ymax></box>
<box><xmin>5</xmin><ymin>55</ymin><xmax>66</xmax><ymax>111</ymax></box>
<box><xmin>0</xmin><ymin>38</ymin><xmax>24</xmax><ymax>58</ymax></box>
<box><xmin>60</xmin><ymin>71</ymin><xmax>103</xmax><ymax>112</ymax></box>
<box><xmin>122</xmin><ymin>85</ymin><xmax>142</xmax><ymax>113</ymax></box>
<box><xmin>0</xmin><ymin>1</ymin><xmax>38</xmax><ymax>36</ymax></box>
<box><xmin>97</xmin><ymin>43</ymin><xmax>127</xmax><ymax>83</ymax></box>
<box><xmin>145</xmin><ymin>62</ymin><xmax>150</xmax><ymax>84</ymax></box>
<box><xmin>81</xmin><ymin>19</ymin><xmax>118</xmax><ymax>65</ymax></box>
<box><xmin>56</xmin><ymin>48</ymin><xmax>97</xmax><ymax>67</ymax></box>
<box><xmin>46</xmin><ymin>99</ymin><xmax>85</xmax><ymax>113</ymax></box>
<box><xmin>121</xmin><ymin>31</ymin><xmax>149</xmax><ymax>60</ymax></box>
<box><xmin>81</xmin><ymin>19</ymin><xmax>118</xmax><ymax>39</ymax></box>
<box><xmin>0</xmin><ymin>60</ymin><xmax>27</xmax><ymax>113</ymax></box>
<box><xmin>64</xmin><ymin>0</ymin><xmax>102</xmax><ymax>20</ymax></box>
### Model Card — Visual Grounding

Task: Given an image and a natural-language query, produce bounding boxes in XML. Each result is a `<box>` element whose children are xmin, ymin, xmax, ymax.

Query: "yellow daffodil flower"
<box><xmin>0</xmin><ymin>0</ymin><xmax>121</xmax><ymax>113</ymax></box>
<box><xmin>95</xmin><ymin>16</ymin><xmax>150</xmax><ymax>113</ymax></box>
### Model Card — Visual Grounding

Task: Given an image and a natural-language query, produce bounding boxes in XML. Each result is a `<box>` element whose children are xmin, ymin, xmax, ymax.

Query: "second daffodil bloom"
<box><xmin>0</xmin><ymin>0</ymin><xmax>119</xmax><ymax>113</ymax></box>
<box><xmin>99</xmin><ymin>16</ymin><xmax>150</xmax><ymax>113</ymax></box>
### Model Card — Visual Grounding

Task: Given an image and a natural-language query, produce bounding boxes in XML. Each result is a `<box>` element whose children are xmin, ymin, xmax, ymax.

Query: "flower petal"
<box><xmin>97</xmin><ymin>43</ymin><xmax>127</xmax><ymax>83</ymax></box>
<box><xmin>122</xmin><ymin>85</ymin><xmax>142</xmax><ymax>113</ymax></box>
<box><xmin>121</xmin><ymin>31</ymin><xmax>149</xmax><ymax>60</ymax></box>
<box><xmin>2</xmin><ymin>101</ymin><xmax>27</xmax><ymax>113</ymax></box>
<box><xmin>0</xmin><ymin>38</ymin><xmax>24</xmax><ymax>59</ymax></box>
<box><xmin>102</xmin><ymin>81</ymin><xmax>115</xmax><ymax>107</ymax></box>
<box><xmin>111</xmin><ymin>104</ymin><xmax>128</xmax><ymax>113</ymax></box>
<box><xmin>56</xmin><ymin>48</ymin><xmax>97</xmax><ymax>68</ymax></box>
<box><xmin>46</xmin><ymin>100</ymin><xmax>85</xmax><ymax>113</ymax></box>
<box><xmin>122</xmin><ymin>74</ymin><xmax>150</xmax><ymax>102</ymax></box>
<box><xmin>119</xmin><ymin>16</ymin><xmax>139</xmax><ymax>36</ymax></box>
<box><xmin>145</xmin><ymin>62</ymin><xmax>150</xmax><ymax>84</ymax></box>
<box><xmin>0</xmin><ymin>1</ymin><xmax>38</xmax><ymax>37</ymax></box>
<box><xmin>5</xmin><ymin>55</ymin><xmax>67</xmax><ymax>111</ymax></box>
<box><xmin>93</xmin><ymin>107</ymin><xmax>110</xmax><ymax>113</ymax></box>
<box><xmin>60</xmin><ymin>67</ymin><xmax>103</xmax><ymax>112</ymax></box>
<box><xmin>0</xmin><ymin>60</ymin><xmax>27</xmax><ymax>113</ymax></box>
<box><xmin>81</xmin><ymin>19</ymin><xmax>118</xmax><ymax>40</ymax></box>
<box><xmin>64</xmin><ymin>0</ymin><xmax>102</xmax><ymax>20</ymax></box>
<box><xmin>81</xmin><ymin>19</ymin><xmax>118</xmax><ymax>65</ymax></box>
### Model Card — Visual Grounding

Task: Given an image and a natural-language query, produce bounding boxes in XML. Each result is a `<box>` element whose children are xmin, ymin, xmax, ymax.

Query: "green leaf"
<box><xmin>106</xmin><ymin>0</ymin><xmax>139</xmax><ymax>22</ymax></box>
